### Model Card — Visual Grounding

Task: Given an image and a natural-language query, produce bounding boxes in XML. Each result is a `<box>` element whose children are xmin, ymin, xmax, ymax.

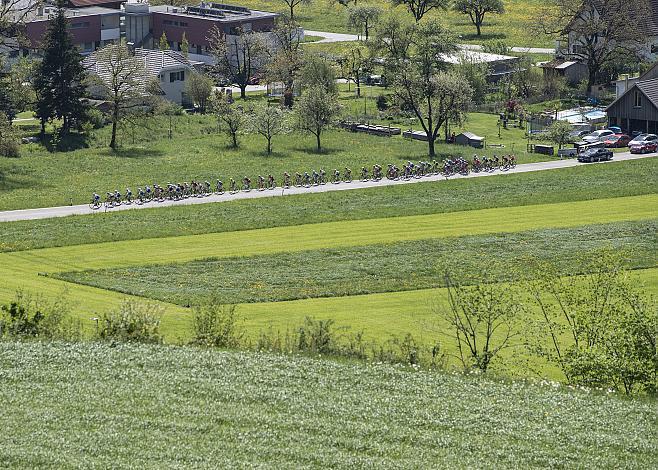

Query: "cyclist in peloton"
<box><xmin>283</xmin><ymin>172</ymin><xmax>291</xmax><ymax>187</ymax></box>
<box><xmin>125</xmin><ymin>188</ymin><xmax>132</xmax><ymax>203</ymax></box>
<box><xmin>267</xmin><ymin>174</ymin><xmax>275</xmax><ymax>188</ymax></box>
<box><xmin>243</xmin><ymin>176</ymin><xmax>251</xmax><ymax>190</ymax></box>
<box><xmin>344</xmin><ymin>167</ymin><xmax>352</xmax><ymax>181</ymax></box>
<box><xmin>257</xmin><ymin>175</ymin><xmax>265</xmax><ymax>190</ymax></box>
<box><xmin>114</xmin><ymin>189</ymin><xmax>122</xmax><ymax>204</ymax></box>
<box><xmin>229</xmin><ymin>178</ymin><xmax>237</xmax><ymax>192</ymax></box>
<box><xmin>92</xmin><ymin>192</ymin><xmax>101</xmax><ymax>204</ymax></box>
<box><xmin>319</xmin><ymin>168</ymin><xmax>326</xmax><ymax>184</ymax></box>
<box><xmin>333</xmin><ymin>168</ymin><xmax>340</xmax><ymax>183</ymax></box>
<box><xmin>216</xmin><ymin>179</ymin><xmax>224</xmax><ymax>193</ymax></box>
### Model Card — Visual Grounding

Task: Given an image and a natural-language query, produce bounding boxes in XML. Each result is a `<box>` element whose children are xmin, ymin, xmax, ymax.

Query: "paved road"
<box><xmin>0</xmin><ymin>152</ymin><xmax>651</xmax><ymax>223</ymax></box>
<box><xmin>305</xmin><ymin>30</ymin><xmax>555</xmax><ymax>54</ymax></box>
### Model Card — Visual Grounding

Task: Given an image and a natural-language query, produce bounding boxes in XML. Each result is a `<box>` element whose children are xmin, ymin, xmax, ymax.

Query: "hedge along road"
<box><xmin>0</xmin><ymin>152</ymin><xmax>652</xmax><ymax>223</ymax></box>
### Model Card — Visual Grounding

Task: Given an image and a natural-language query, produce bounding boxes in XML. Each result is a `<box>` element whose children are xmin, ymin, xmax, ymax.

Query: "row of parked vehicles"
<box><xmin>578</xmin><ymin>128</ymin><xmax>658</xmax><ymax>153</ymax></box>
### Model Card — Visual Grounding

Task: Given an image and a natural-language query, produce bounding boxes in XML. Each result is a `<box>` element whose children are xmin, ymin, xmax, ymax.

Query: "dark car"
<box><xmin>577</xmin><ymin>147</ymin><xmax>613</xmax><ymax>163</ymax></box>
<box><xmin>603</xmin><ymin>133</ymin><xmax>631</xmax><ymax>148</ymax></box>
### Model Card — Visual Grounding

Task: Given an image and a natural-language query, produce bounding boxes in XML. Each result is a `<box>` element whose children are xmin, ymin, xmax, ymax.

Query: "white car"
<box><xmin>581</xmin><ymin>129</ymin><xmax>616</xmax><ymax>143</ymax></box>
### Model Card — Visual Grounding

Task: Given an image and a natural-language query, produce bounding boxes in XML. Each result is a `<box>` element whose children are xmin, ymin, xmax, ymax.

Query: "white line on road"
<box><xmin>0</xmin><ymin>152</ymin><xmax>652</xmax><ymax>223</ymax></box>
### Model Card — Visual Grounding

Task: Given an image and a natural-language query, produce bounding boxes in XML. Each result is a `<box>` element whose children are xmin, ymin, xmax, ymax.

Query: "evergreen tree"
<box><xmin>181</xmin><ymin>32</ymin><xmax>189</xmax><ymax>58</ymax></box>
<box><xmin>159</xmin><ymin>32</ymin><xmax>169</xmax><ymax>51</ymax></box>
<box><xmin>33</xmin><ymin>0</ymin><xmax>88</xmax><ymax>136</ymax></box>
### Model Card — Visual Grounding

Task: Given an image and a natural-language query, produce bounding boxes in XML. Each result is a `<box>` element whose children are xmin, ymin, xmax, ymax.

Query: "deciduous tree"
<box><xmin>209</xmin><ymin>89</ymin><xmax>245</xmax><ymax>147</ymax></box>
<box><xmin>266</xmin><ymin>17</ymin><xmax>304</xmax><ymax>107</ymax></box>
<box><xmin>546</xmin><ymin>119</ymin><xmax>572</xmax><ymax>149</ymax></box>
<box><xmin>527</xmin><ymin>250</ymin><xmax>658</xmax><ymax>395</ymax></box>
<box><xmin>209</xmin><ymin>26</ymin><xmax>268</xmax><ymax>100</ymax></box>
<box><xmin>375</xmin><ymin>17</ymin><xmax>472</xmax><ymax>157</ymax></box>
<box><xmin>248</xmin><ymin>103</ymin><xmax>289</xmax><ymax>154</ymax></box>
<box><xmin>91</xmin><ymin>41</ymin><xmax>147</xmax><ymax>148</ymax></box>
<box><xmin>390</xmin><ymin>0</ymin><xmax>446</xmax><ymax>23</ymax></box>
<box><xmin>280</xmin><ymin>0</ymin><xmax>312</xmax><ymax>21</ymax></box>
<box><xmin>347</xmin><ymin>5</ymin><xmax>382</xmax><ymax>41</ymax></box>
<box><xmin>185</xmin><ymin>71</ymin><xmax>214</xmax><ymax>113</ymax></box>
<box><xmin>295</xmin><ymin>85</ymin><xmax>340</xmax><ymax>151</ymax></box>
<box><xmin>538</xmin><ymin>0</ymin><xmax>649</xmax><ymax>91</ymax></box>
<box><xmin>453</xmin><ymin>0</ymin><xmax>505</xmax><ymax>37</ymax></box>
<box><xmin>440</xmin><ymin>269</ymin><xmax>523</xmax><ymax>372</ymax></box>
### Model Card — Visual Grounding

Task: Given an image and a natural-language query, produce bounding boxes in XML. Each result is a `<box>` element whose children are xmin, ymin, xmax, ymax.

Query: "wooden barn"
<box><xmin>606</xmin><ymin>78</ymin><xmax>658</xmax><ymax>135</ymax></box>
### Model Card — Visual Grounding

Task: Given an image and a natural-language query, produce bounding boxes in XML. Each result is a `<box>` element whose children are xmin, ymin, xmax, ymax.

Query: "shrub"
<box><xmin>191</xmin><ymin>301</ymin><xmax>243</xmax><ymax>348</ymax></box>
<box><xmin>0</xmin><ymin>112</ymin><xmax>20</xmax><ymax>157</ymax></box>
<box><xmin>0</xmin><ymin>290</ymin><xmax>80</xmax><ymax>340</ymax></box>
<box><xmin>98</xmin><ymin>299</ymin><xmax>163</xmax><ymax>344</ymax></box>
<box><xmin>85</xmin><ymin>107</ymin><xmax>107</xmax><ymax>129</ymax></box>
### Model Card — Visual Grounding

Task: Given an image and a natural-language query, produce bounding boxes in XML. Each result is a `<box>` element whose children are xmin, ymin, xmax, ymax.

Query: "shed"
<box><xmin>454</xmin><ymin>132</ymin><xmax>484</xmax><ymax>148</ymax></box>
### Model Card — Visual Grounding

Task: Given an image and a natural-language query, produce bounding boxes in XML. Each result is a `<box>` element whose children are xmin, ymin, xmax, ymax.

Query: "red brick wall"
<box><xmin>152</xmin><ymin>13</ymin><xmax>275</xmax><ymax>49</ymax></box>
<box><xmin>26</xmin><ymin>15</ymin><xmax>102</xmax><ymax>48</ymax></box>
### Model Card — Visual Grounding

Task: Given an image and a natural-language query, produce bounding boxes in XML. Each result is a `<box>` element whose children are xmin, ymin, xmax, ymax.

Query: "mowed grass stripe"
<box><xmin>0</xmin><ymin>194</ymin><xmax>654</xmax><ymax>335</ymax></box>
<box><xmin>52</xmin><ymin>220</ymin><xmax>658</xmax><ymax>306</ymax></box>
<box><xmin>5</xmin><ymin>194</ymin><xmax>657</xmax><ymax>273</ymax></box>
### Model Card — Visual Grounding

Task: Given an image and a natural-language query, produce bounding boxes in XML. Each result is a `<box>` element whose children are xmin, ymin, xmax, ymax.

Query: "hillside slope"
<box><xmin>1</xmin><ymin>341</ymin><xmax>656</xmax><ymax>468</ymax></box>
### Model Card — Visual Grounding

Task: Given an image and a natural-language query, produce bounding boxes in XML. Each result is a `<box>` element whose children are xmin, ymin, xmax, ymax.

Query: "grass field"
<box><xmin>2</xmin><ymin>111</ymin><xmax>549</xmax><ymax>211</ymax></box>
<box><xmin>1</xmin><ymin>341</ymin><xmax>656</xmax><ymax>467</ymax></box>
<box><xmin>0</xmin><ymin>193</ymin><xmax>655</xmax><ymax>349</ymax></box>
<box><xmin>234</xmin><ymin>0</ymin><xmax>553</xmax><ymax>48</ymax></box>
<box><xmin>54</xmin><ymin>220</ymin><xmax>657</xmax><ymax>306</ymax></box>
<box><xmin>2</xmin><ymin>157</ymin><xmax>656</xmax><ymax>252</ymax></box>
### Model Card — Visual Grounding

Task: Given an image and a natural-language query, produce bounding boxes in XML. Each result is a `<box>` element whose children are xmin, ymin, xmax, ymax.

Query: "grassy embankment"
<box><xmin>1</xmin><ymin>341</ymin><xmax>656</xmax><ymax>468</ymax></box>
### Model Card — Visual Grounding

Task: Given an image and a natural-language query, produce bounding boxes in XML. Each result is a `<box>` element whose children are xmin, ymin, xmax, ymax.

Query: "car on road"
<box><xmin>577</xmin><ymin>147</ymin><xmax>613</xmax><ymax>163</ymax></box>
<box><xmin>603</xmin><ymin>133</ymin><xmax>631</xmax><ymax>148</ymax></box>
<box><xmin>628</xmin><ymin>134</ymin><xmax>658</xmax><ymax>153</ymax></box>
<box><xmin>582</xmin><ymin>129</ymin><xmax>616</xmax><ymax>143</ymax></box>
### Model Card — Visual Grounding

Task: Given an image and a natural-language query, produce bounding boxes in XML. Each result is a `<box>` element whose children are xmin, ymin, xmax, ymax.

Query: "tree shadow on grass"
<box><xmin>459</xmin><ymin>32</ymin><xmax>508</xmax><ymax>42</ymax></box>
<box><xmin>101</xmin><ymin>147</ymin><xmax>166</xmax><ymax>159</ymax></box>
<box><xmin>0</xmin><ymin>166</ymin><xmax>40</xmax><ymax>192</ymax></box>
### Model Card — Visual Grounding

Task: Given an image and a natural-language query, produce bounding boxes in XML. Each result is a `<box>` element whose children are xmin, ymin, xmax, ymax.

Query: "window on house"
<box><xmin>652</xmin><ymin>44</ymin><xmax>658</xmax><ymax>54</ymax></box>
<box><xmin>572</xmin><ymin>44</ymin><xmax>585</xmax><ymax>55</ymax></box>
<box><xmin>70</xmin><ymin>21</ymin><xmax>90</xmax><ymax>29</ymax></box>
<box><xmin>169</xmin><ymin>71</ymin><xmax>185</xmax><ymax>82</ymax></box>
<box><xmin>634</xmin><ymin>91</ymin><xmax>642</xmax><ymax>107</ymax></box>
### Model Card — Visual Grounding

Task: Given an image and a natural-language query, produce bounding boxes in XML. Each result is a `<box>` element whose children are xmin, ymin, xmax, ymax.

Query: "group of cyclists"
<box><xmin>90</xmin><ymin>154</ymin><xmax>517</xmax><ymax>209</ymax></box>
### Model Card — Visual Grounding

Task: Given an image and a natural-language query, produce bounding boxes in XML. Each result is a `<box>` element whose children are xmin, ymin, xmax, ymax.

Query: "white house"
<box><xmin>83</xmin><ymin>47</ymin><xmax>196</xmax><ymax>105</ymax></box>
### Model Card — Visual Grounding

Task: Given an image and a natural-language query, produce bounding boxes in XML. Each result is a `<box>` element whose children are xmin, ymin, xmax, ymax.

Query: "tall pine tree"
<box><xmin>34</xmin><ymin>0</ymin><xmax>88</xmax><ymax>136</ymax></box>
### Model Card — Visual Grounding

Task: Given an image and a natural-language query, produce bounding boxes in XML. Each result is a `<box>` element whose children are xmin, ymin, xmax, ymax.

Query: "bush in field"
<box><xmin>192</xmin><ymin>301</ymin><xmax>243</xmax><ymax>348</ymax></box>
<box><xmin>0</xmin><ymin>113</ymin><xmax>20</xmax><ymax>158</ymax></box>
<box><xmin>438</xmin><ymin>268</ymin><xmax>524</xmax><ymax>372</ymax></box>
<box><xmin>98</xmin><ymin>299</ymin><xmax>163</xmax><ymax>344</ymax></box>
<box><xmin>0</xmin><ymin>290</ymin><xmax>81</xmax><ymax>340</ymax></box>
<box><xmin>528</xmin><ymin>250</ymin><xmax>658</xmax><ymax>395</ymax></box>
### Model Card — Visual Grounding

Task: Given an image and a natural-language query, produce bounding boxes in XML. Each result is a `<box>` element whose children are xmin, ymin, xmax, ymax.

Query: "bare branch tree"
<box><xmin>88</xmin><ymin>41</ymin><xmax>147</xmax><ymax>149</ymax></box>
<box><xmin>208</xmin><ymin>26</ymin><xmax>268</xmax><ymax>100</ymax></box>
<box><xmin>538</xmin><ymin>0</ymin><xmax>649</xmax><ymax>90</ymax></box>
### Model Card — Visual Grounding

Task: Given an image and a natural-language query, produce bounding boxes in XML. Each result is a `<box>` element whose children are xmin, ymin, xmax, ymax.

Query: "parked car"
<box><xmin>569</xmin><ymin>129</ymin><xmax>590</xmax><ymax>140</ymax></box>
<box><xmin>581</xmin><ymin>129</ymin><xmax>616</xmax><ymax>143</ymax></box>
<box><xmin>628</xmin><ymin>134</ymin><xmax>658</xmax><ymax>153</ymax></box>
<box><xmin>608</xmin><ymin>126</ymin><xmax>622</xmax><ymax>134</ymax></box>
<box><xmin>577</xmin><ymin>147</ymin><xmax>613</xmax><ymax>163</ymax></box>
<box><xmin>603</xmin><ymin>133</ymin><xmax>631</xmax><ymax>148</ymax></box>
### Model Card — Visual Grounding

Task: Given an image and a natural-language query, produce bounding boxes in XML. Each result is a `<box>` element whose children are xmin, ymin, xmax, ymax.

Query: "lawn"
<box><xmin>1</xmin><ymin>112</ymin><xmax>550</xmax><ymax>211</ymax></box>
<box><xmin>53</xmin><ymin>220</ymin><xmax>657</xmax><ymax>306</ymax></box>
<box><xmin>2</xmin><ymin>341</ymin><xmax>655</xmax><ymax>468</ymax></box>
<box><xmin>1</xmin><ymin>157</ymin><xmax>656</xmax><ymax>252</ymax></box>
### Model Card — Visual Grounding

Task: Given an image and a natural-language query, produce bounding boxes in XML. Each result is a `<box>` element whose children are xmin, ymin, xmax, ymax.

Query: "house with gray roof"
<box><xmin>606</xmin><ymin>68</ymin><xmax>658</xmax><ymax>134</ymax></box>
<box><xmin>83</xmin><ymin>47</ymin><xmax>196</xmax><ymax>105</ymax></box>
